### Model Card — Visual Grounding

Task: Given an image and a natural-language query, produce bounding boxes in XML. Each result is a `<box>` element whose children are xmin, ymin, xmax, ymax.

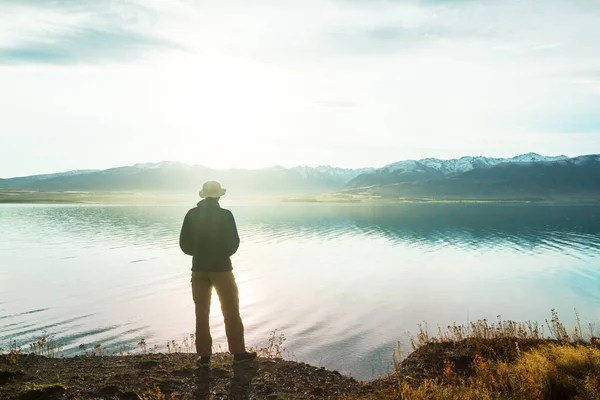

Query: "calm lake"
<box><xmin>1</xmin><ymin>202</ymin><xmax>600</xmax><ymax>379</ymax></box>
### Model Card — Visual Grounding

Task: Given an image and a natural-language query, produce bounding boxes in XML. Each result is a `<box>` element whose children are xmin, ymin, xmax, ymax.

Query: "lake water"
<box><xmin>1</xmin><ymin>202</ymin><xmax>600</xmax><ymax>380</ymax></box>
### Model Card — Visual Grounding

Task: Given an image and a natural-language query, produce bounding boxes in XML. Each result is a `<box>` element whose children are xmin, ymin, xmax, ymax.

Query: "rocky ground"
<box><xmin>0</xmin><ymin>352</ymin><xmax>365</xmax><ymax>399</ymax></box>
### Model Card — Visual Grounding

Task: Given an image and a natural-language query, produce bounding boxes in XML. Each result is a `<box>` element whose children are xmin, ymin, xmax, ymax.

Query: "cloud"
<box><xmin>0</xmin><ymin>27</ymin><xmax>182</xmax><ymax>65</ymax></box>
<box><xmin>323</xmin><ymin>0</ymin><xmax>599</xmax><ymax>56</ymax></box>
<box><xmin>0</xmin><ymin>0</ymin><xmax>182</xmax><ymax>65</ymax></box>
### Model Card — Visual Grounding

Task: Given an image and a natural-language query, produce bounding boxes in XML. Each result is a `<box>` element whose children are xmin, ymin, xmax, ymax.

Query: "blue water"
<box><xmin>1</xmin><ymin>202</ymin><xmax>599</xmax><ymax>379</ymax></box>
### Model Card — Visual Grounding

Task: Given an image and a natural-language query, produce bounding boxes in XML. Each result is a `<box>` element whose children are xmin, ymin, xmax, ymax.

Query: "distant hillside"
<box><xmin>341</xmin><ymin>155</ymin><xmax>600</xmax><ymax>201</ymax></box>
<box><xmin>346</xmin><ymin>153</ymin><xmax>568</xmax><ymax>188</ymax></box>
<box><xmin>0</xmin><ymin>162</ymin><xmax>373</xmax><ymax>196</ymax></box>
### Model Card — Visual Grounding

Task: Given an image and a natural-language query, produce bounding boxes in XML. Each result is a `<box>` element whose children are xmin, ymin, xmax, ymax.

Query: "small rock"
<box><xmin>312</xmin><ymin>387</ymin><xmax>325</xmax><ymax>395</ymax></box>
<box><xmin>121</xmin><ymin>391</ymin><xmax>141</xmax><ymax>400</ymax></box>
<box><xmin>98</xmin><ymin>385</ymin><xmax>121</xmax><ymax>396</ymax></box>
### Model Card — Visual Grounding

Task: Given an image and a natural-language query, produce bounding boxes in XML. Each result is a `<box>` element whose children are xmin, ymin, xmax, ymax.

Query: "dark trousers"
<box><xmin>191</xmin><ymin>271</ymin><xmax>246</xmax><ymax>356</ymax></box>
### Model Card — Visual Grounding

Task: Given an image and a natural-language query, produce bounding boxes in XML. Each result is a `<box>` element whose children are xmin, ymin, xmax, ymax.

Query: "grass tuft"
<box><xmin>19</xmin><ymin>383</ymin><xmax>67</xmax><ymax>399</ymax></box>
<box><xmin>0</xmin><ymin>368</ymin><xmax>25</xmax><ymax>383</ymax></box>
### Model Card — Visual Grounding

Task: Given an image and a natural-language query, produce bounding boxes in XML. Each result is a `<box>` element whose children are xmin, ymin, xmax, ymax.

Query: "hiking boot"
<box><xmin>233</xmin><ymin>351</ymin><xmax>257</xmax><ymax>364</ymax></box>
<box><xmin>196</xmin><ymin>356</ymin><xmax>211</xmax><ymax>369</ymax></box>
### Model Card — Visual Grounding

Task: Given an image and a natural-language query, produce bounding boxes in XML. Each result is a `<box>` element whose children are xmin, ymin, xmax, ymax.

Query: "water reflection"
<box><xmin>245</xmin><ymin>204</ymin><xmax>600</xmax><ymax>250</ymax></box>
<box><xmin>6</xmin><ymin>203</ymin><xmax>600</xmax><ymax>252</ymax></box>
<box><xmin>1</xmin><ymin>203</ymin><xmax>599</xmax><ymax>380</ymax></box>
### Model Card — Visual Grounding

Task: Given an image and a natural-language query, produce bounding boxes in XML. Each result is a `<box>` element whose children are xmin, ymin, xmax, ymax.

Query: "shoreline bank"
<box><xmin>2</xmin><ymin>338</ymin><xmax>599</xmax><ymax>399</ymax></box>
<box><xmin>2</xmin><ymin>312</ymin><xmax>600</xmax><ymax>399</ymax></box>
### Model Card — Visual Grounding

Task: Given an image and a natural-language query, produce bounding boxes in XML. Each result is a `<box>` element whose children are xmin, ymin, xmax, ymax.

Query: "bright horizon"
<box><xmin>1</xmin><ymin>0</ymin><xmax>600</xmax><ymax>177</ymax></box>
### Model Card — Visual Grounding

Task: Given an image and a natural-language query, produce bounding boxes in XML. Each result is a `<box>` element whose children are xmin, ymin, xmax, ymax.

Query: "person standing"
<box><xmin>179</xmin><ymin>181</ymin><xmax>257</xmax><ymax>368</ymax></box>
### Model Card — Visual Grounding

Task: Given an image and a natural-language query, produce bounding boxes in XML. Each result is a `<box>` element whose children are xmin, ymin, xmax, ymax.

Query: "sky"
<box><xmin>1</xmin><ymin>0</ymin><xmax>600</xmax><ymax>177</ymax></box>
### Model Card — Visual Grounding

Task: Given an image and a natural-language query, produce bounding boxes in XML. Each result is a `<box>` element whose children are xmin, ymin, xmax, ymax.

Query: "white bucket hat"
<box><xmin>199</xmin><ymin>181</ymin><xmax>227</xmax><ymax>198</ymax></box>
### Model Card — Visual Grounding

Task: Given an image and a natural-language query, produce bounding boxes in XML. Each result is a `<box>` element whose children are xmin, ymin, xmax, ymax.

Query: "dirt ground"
<box><xmin>0</xmin><ymin>352</ymin><xmax>362</xmax><ymax>399</ymax></box>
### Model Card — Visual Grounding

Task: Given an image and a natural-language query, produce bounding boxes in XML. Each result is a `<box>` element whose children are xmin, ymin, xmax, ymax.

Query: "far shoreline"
<box><xmin>1</xmin><ymin>190</ymin><xmax>599</xmax><ymax>205</ymax></box>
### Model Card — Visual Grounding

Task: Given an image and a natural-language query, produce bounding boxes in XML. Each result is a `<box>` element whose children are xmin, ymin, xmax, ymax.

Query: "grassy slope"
<box><xmin>346</xmin><ymin>342</ymin><xmax>600</xmax><ymax>400</ymax></box>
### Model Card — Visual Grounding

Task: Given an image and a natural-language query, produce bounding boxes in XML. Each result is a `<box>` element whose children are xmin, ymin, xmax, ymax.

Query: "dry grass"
<box><xmin>410</xmin><ymin>309</ymin><xmax>591</xmax><ymax>350</ymax></box>
<box><xmin>347</xmin><ymin>344</ymin><xmax>600</xmax><ymax>400</ymax></box>
<box><xmin>344</xmin><ymin>309</ymin><xmax>600</xmax><ymax>400</ymax></box>
<box><xmin>253</xmin><ymin>329</ymin><xmax>287</xmax><ymax>359</ymax></box>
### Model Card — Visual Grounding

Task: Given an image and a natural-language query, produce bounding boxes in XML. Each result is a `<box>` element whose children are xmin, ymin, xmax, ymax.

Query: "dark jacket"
<box><xmin>179</xmin><ymin>198</ymin><xmax>240</xmax><ymax>271</ymax></box>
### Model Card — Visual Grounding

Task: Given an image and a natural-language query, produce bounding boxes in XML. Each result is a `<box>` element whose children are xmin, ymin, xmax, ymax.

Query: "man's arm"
<box><xmin>228</xmin><ymin>211</ymin><xmax>240</xmax><ymax>256</ymax></box>
<box><xmin>179</xmin><ymin>210</ymin><xmax>195</xmax><ymax>256</ymax></box>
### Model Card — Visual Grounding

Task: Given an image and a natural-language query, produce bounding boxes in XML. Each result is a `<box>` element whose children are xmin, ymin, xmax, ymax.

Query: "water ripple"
<box><xmin>0</xmin><ymin>308</ymin><xmax>50</xmax><ymax>320</ymax></box>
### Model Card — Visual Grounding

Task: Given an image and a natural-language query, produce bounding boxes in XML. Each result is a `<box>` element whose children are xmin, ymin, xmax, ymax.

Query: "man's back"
<box><xmin>179</xmin><ymin>197</ymin><xmax>240</xmax><ymax>271</ymax></box>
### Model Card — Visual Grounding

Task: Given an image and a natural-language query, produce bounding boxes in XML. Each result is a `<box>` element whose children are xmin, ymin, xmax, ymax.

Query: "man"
<box><xmin>179</xmin><ymin>181</ymin><xmax>257</xmax><ymax>368</ymax></box>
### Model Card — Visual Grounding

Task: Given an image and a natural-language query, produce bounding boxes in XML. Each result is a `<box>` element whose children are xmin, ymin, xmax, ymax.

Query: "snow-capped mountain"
<box><xmin>131</xmin><ymin>161</ymin><xmax>189</xmax><ymax>170</ymax></box>
<box><xmin>347</xmin><ymin>153</ymin><xmax>569</xmax><ymax>188</ymax></box>
<box><xmin>286</xmin><ymin>165</ymin><xmax>374</xmax><ymax>181</ymax></box>
<box><xmin>4</xmin><ymin>169</ymin><xmax>98</xmax><ymax>182</ymax></box>
<box><xmin>383</xmin><ymin>153</ymin><xmax>568</xmax><ymax>175</ymax></box>
<box><xmin>342</xmin><ymin>154</ymin><xmax>600</xmax><ymax>201</ymax></box>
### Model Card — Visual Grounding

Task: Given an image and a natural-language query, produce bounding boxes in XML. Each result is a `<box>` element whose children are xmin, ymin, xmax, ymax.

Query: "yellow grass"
<box><xmin>344</xmin><ymin>309</ymin><xmax>600</xmax><ymax>400</ymax></box>
<box><xmin>344</xmin><ymin>344</ymin><xmax>600</xmax><ymax>399</ymax></box>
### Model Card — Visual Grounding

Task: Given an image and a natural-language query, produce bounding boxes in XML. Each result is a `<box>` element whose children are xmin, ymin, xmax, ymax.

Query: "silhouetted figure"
<box><xmin>180</xmin><ymin>181</ymin><xmax>257</xmax><ymax>369</ymax></box>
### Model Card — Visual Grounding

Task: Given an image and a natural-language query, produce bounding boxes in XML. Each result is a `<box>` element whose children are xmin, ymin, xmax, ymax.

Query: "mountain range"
<box><xmin>1</xmin><ymin>153</ymin><xmax>599</xmax><ymax>201</ymax></box>
<box><xmin>345</xmin><ymin>153</ymin><xmax>569</xmax><ymax>188</ymax></box>
<box><xmin>0</xmin><ymin>162</ymin><xmax>373</xmax><ymax>195</ymax></box>
<box><xmin>343</xmin><ymin>153</ymin><xmax>600</xmax><ymax>201</ymax></box>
